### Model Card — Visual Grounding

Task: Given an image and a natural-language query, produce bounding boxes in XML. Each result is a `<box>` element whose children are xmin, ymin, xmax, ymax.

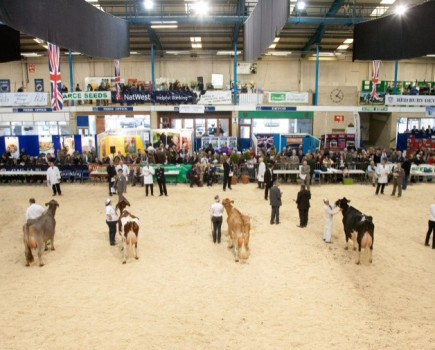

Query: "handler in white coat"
<box><xmin>142</xmin><ymin>162</ymin><xmax>155</xmax><ymax>196</ymax></box>
<box><xmin>323</xmin><ymin>197</ymin><xmax>338</xmax><ymax>243</ymax></box>
<box><xmin>375</xmin><ymin>158</ymin><xmax>389</xmax><ymax>195</ymax></box>
<box><xmin>257</xmin><ymin>157</ymin><xmax>266</xmax><ymax>189</ymax></box>
<box><xmin>47</xmin><ymin>161</ymin><xmax>62</xmax><ymax>196</ymax></box>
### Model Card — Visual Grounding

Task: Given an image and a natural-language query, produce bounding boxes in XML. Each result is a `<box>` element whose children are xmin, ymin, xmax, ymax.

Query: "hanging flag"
<box><xmin>48</xmin><ymin>43</ymin><xmax>63</xmax><ymax>110</ymax></box>
<box><xmin>114</xmin><ymin>59</ymin><xmax>121</xmax><ymax>101</ymax></box>
<box><xmin>371</xmin><ymin>60</ymin><xmax>381</xmax><ymax>99</ymax></box>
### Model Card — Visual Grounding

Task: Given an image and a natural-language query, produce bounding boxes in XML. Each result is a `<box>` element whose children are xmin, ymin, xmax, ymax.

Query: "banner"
<box><xmin>197</xmin><ymin>91</ymin><xmax>232</xmax><ymax>105</ymax></box>
<box><xmin>353</xmin><ymin>111</ymin><xmax>361</xmax><ymax>149</ymax></box>
<box><xmin>359</xmin><ymin>91</ymin><xmax>385</xmax><ymax>105</ymax></box>
<box><xmin>63</xmin><ymin>91</ymin><xmax>111</xmax><ymax>101</ymax></box>
<box><xmin>237</xmin><ymin>62</ymin><xmax>257</xmax><ymax>74</ymax></box>
<box><xmin>179</xmin><ymin>105</ymin><xmax>204</xmax><ymax>114</ymax></box>
<box><xmin>385</xmin><ymin>95</ymin><xmax>435</xmax><ymax>106</ymax></box>
<box><xmin>201</xmin><ymin>137</ymin><xmax>211</xmax><ymax>149</ymax></box>
<box><xmin>39</xmin><ymin>135</ymin><xmax>54</xmax><ymax>155</ymax></box>
<box><xmin>111</xmin><ymin>90</ymin><xmax>195</xmax><ymax>105</ymax></box>
<box><xmin>0</xmin><ymin>92</ymin><xmax>48</xmax><ymax>107</ymax></box>
<box><xmin>0</xmin><ymin>79</ymin><xmax>10</xmax><ymax>92</ymax></box>
<box><xmin>269</xmin><ymin>92</ymin><xmax>309</xmax><ymax>104</ymax></box>
<box><xmin>60</xmin><ymin>136</ymin><xmax>75</xmax><ymax>155</ymax></box>
<box><xmin>426</xmin><ymin>107</ymin><xmax>435</xmax><ymax>117</ymax></box>
<box><xmin>4</xmin><ymin>136</ymin><xmax>19</xmax><ymax>158</ymax></box>
<box><xmin>81</xmin><ymin>136</ymin><xmax>95</xmax><ymax>154</ymax></box>
<box><xmin>34</xmin><ymin>79</ymin><xmax>44</xmax><ymax>92</ymax></box>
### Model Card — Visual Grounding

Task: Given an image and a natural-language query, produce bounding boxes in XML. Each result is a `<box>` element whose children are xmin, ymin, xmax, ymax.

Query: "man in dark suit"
<box><xmin>296</xmin><ymin>184</ymin><xmax>311</xmax><ymax>228</ymax></box>
<box><xmin>155</xmin><ymin>163</ymin><xmax>168</xmax><ymax>196</ymax></box>
<box><xmin>264</xmin><ymin>163</ymin><xmax>274</xmax><ymax>200</ymax></box>
<box><xmin>223</xmin><ymin>156</ymin><xmax>233</xmax><ymax>191</ymax></box>
<box><xmin>269</xmin><ymin>181</ymin><xmax>282</xmax><ymax>225</ymax></box>
<box><xmin>114</xmin><ymin>168</ymin><xmax>127</xmax><ymax>202</ymax></box>
<box><xmin>107</xmin><ymin>160</ymin><xmax>116</xmax><ymax>196</ymax></box>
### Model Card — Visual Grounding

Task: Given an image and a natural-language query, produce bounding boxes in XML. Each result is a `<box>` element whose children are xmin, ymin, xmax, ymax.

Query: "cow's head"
<box><xmin>45</xmin><ymin>200</ymin><xmax>59</xmax><ymax>208</ymax></box>
<box><xmin>116</xmin><ymin>199</ymin><xmax>130</xmax><ymax>214</ymax></box>
<box><xmin>335</xmin><ymin>197</ymin><xmax>350</xmax><ymax>211</ymax></box>
<box><xmin>222</xmin><ymin>198</ymin><xmax>234</xmax><ymax>207</ymax></box>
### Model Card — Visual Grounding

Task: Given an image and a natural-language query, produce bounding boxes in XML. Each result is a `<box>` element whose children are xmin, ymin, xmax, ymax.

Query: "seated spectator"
<box><xmin>204</xmin><ymin>163</ymin><xmax>215</xmax><ymax>187</ymax></box>
<box><xmin>411</xmin><ymin>125</ymin><xmax>418</xmax><ymax>134</ymax></box>
<box><xmin>190</xmin><ymin>162</ymin><xmax>203</xmax><ymax>188</ymax></box>
<box><xmin>322</xmin><ymin>156</ymin><xmax>334</xmax><ymax>169</ymax></box>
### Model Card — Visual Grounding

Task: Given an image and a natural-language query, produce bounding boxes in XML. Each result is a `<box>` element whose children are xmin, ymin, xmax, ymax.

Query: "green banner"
<box><xmin>145</xmin><ymin>164</ymin><xmax>192</xmax><ymax>183</ymax></box>
<box><xmin>62</xmin><ymin>91</ymin><xmax>111</xmax><ymax>101</ymax></box>
<box><xmin>269</xmin><ymin>92</ymin><xmax>286</xmax><ymax>102</ymax></box>
<box><xmin>238</xmin><ymin>111</ymin><xmax>313</xmax><ymax>119</ymax></box>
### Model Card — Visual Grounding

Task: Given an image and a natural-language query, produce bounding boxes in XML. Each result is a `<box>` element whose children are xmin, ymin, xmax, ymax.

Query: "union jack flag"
<box><xmin>371</xmin><ymin>60</ymin><xmax>381</xmax><ymax>99</ymax></box>
<box><xmin>114</xmin><ymin>59</ymin><xmax>121</xmax><ymax>101</ymax></box>
<box><xmin>48</xmin><ymin>43</ymin><xmax>63</xmax><ymax>110</ymax></box>
<box><xmin>257</xmin><ymin>134</ymin><xmax>274</xmax><ymax>150</ymax></box>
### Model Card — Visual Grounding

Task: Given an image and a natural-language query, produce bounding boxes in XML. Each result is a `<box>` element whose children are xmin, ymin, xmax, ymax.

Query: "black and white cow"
<box><xmin>335</xmin><ymin>197</ymin><xmax>374</xmax><ymax>264</ymax></box>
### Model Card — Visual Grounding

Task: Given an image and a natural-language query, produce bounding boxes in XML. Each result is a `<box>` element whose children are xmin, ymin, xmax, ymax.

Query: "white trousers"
<box><xmin>323</xmin><ymin>220</ymin><xmax>333</xmax><ymax>242</ymax></box>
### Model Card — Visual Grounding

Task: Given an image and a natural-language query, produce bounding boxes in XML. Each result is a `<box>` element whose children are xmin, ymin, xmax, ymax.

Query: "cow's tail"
<box><xmin>23</xmin><ymin>224</ymin><xmax>35</xmax><ymax>264</ymax></box>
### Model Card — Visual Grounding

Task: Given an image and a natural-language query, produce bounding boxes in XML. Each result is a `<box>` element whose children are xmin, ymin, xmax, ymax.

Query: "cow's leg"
<box><xmin>134</xmin><ymin>241</ymin><xmax>138</xmax><ymax>260</ymax></box>
<box><xmin>37</xmin><ymin>241</ymin><xmax>44</xmax><ymax>267</ymax></box>
<box><xmin>369</xmin><ymin>232</ymin><xmax>374</xmax><ymax>263</ymax></box>
<box><xmin>356</xmin><ymin>233</ymin><xmax>362</xmax><ymax>265</ymax></box>
<box><xmin>234</xmin><ymin>238</ymin><xmax>239</xmax><ymax>262</ymax></box>
<box><xmin>227</xmin><ymin>230</ymin><xmax>233</xmax><ymax>248</ymax></box>
<box><xmin>352</xmin><ymin>233</ymin><xmax>357</xmax><ymax>251</ymax></box>
<box><xmin>122</xmin><ymin>238</ymin><xmax>127</xmax><ymax>264</ymax></box>
<box><xmin>50</xmin><ymin>237</ymin><xmax>55</xmax><ymax>251</ymax></box>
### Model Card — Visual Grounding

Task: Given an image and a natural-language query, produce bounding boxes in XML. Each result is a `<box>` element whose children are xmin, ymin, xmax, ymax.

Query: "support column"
<box><xmin>68</xmin><ymin>49</ymin><xmax>74</xmax><ymax>106</ymax></box>
<box><xmin>314</xmin><ymin>44</ymin><xmax>320</xmax><ymax>106</ymax></box>
<box><xmin>151</xmin><ymin>44</ymin><xmax>155</xmax><ymax>92</ymax></box>
<box><xmin>233</xmin><ymin>42</ymin><xmax>238</xmax><ymax>105</ymax></box>
<box><xmin>394</xmin><ymin>60</ymin><xmax>399</xmax><ymax>95</ymax></box>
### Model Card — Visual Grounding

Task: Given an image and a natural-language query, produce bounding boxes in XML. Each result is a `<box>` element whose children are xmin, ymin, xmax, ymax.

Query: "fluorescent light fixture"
<box><xmin>86</xmin><ymin>0</ymin><xmax>98</xmax><ymax>2</ymax></box>
<box><xmin>395</xmin><ymin>4</ymin><xmax>407</xmax><ymax>15</ymax></box>
<box><xmin>265</xmin><ymin>51</ymin><xmax>292</xmax><ymax>56</ymax></box>
<box><xmin>190</xmin><ymin>37</ymin><xmax>201</xmax><ymax>42</ymax></box>
<box><xmin>33</xmin><ymin>38</ymin><xmax>44</xmax><ymax>44</ymax></box>
<box><xmin>216</xmin><ymin>51</ymin><xmax>242</xmax><ymax>55</ymax></box>
<box><xmin>191</xmin><ymin>43</ymin><xmax>202</xmax><ymax>49</ymax></box>
<box><xmin>130</xmin><ymin>51</ymin><xmax>140</xmax><ymax>55</ymax></box>
<box><xmin>42</xmin><ymin>45</ymin><xmax>48</xmax><ymax>49</ymax></box>
<box><xmin>21</xmin><ymin>53</ymin><xmax>42</xmax><ymax>57</ymax></box>
<box><xmin>273</xmin><ymin>37</ymin><xmax>280</xmax><ymax>43</ymax></box>
<box><xmin>150</xmin><ymin>25</ymin><xmax>178</xmax><ymax>29</ymax></box>
<box><xmin>64</xmin><ymin>51</ymin><xmax>81</xmax><ymax>55</ymax></box>
<box><xmin>290</xmin><ymin>0</ymin><xmax>298</xmax><ymax>2</ymax></box>
<box><xmin>312</xmin><ymin>52</ymin><xmax>334</xmax><ymax>57</ymax></box>
<box><xmin>193</xmin><ymin>1</ymin><xmax>209</xmax><ymax>16</ymax></box>
<box><xmin>343</xmin><ymin>38</ymin><xmax>353</xmax><ymax>44</ymax></box>
<box><xmin>370</xmin><ymin>6</ymin><xmax>388</xmax><ymax>17</ymax></box>
<box><xmin>380</xmin><ymin>0</ymin><xmax>395</xmax><ymax>4</ymax></box>
<box><xmin>426</xmin><ymin>54</ymin><xmax>435</xmax><ymax>57</ymax></box>
<box><xmin>337</xmin><ymin>45</ymin><xmax>349</xmax><ymax>50</ymax></box>
<box><xmin>150</xmin><ymin>21</ymin><xmax>177</xmax><ymax>24</ymax></box>
<box><xmin>166</xmin><ymin>51</ymin><xmax>191</xmax><ymax>55</ymax></box>
<box><xmin>144</xmin><ymin>0</ymin><xmax>154</xmax><ymax>10</ymax></box>
<box><xmin>297</xmin><ymin>1</ymin><xmax>306</xmax><ymax>10</ymax></box>
<box><xmin>269</xmin><ymin>44</ymin><xmax>276</xmax><ymax>49</ymax></box>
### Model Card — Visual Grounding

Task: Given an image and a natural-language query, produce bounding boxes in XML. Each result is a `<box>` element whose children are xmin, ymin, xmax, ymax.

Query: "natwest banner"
<box><xmin>0</xmin><ymin>92</ymin><xmax>48</xmax><ymax>106</ymax></box>
<box><xmin>385</xmin><ymin>95</ymin><xmax>435</xmax><ymax>106</ymax></box>
<box><xmin>269</xmin><ymin>91</ymin><xmax>309</xmax><ymax>104</ymax></box>
<box><xmin>111</xmin><ymin>91</ymin><xmax>196</xmax><ymax>105</ymax></box>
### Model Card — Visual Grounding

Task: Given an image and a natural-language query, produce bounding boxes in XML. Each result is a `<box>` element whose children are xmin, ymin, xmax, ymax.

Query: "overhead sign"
<box><xmin>179</xmin><ymin>105</ymin><xmax>205</xmax><ymax>114</ymax></box>
<box><xmin>385</xmin><ymin>95</ymin><xmax>435</xmax><ymax>106</ymax></box>
<box><xmin>361</xmin><ymin>106</ymin><xmax>389</xmax><ymax>112</ymax></box>
<box><xmin>0</xmin><ymin>92</ymin><xmax>48</xmax><ymax>107</ymax></box>
<box><xmin>92</xmin><ymin>107</ymin><xmax>133</xmax><ymax>112</ymax></box>
<box><xmin>334</xmin><ymin>115</ymin><xmax>344</xmax><ymax>122</ymax></box>
<box><xmin>197</xmin><ymin>90</ymin><xmax>232</xmax><ymax>105</ymax></box>
<box><xmin>13</xmin><ymin>107</ymin><xmax>52</xmax><ymax>112</ymax></box>
<box><xmin>62</xmin><ymin>91</ymin><xmax>111</xmax><ymax>101</ymax></box>
<box><xmin>269</xmin><ymin>92</ymin><xmax>309</xmax><ymax>104</ymax></box>
<box><xmin>256</xmin><ymin>106</ymin><xmax>297</xmax><ymax>111</ymax></box>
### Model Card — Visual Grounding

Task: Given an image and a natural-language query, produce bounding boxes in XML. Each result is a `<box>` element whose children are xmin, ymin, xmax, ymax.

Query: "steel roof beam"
<box><xmin>145</xmin><ymin>24</ymin><xmax>163</xmax><ymax>51</ymax></box>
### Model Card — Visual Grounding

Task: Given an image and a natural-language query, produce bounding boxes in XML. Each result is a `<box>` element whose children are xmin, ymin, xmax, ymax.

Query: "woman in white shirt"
<box><xmin>105</xmin><ymin>198</ymin><xmax>118</xmax><ymax>246</ymax></box>
<box><xmin>375</xmin><ymin>159</ymin><xmax>389</xmax><ymax>195</ymax></box>
<box><xmin>142</xmin><ymin>162</ymin><xmax>155</xmax><ymax>196</ymax></box>
<box><xmin>257</xmin><ymin>157</ymin><xmax>266</xmax><ymax>189</ymax></box>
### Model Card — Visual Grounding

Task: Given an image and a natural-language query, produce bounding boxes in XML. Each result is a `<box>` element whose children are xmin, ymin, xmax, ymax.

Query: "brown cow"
<box><xmin>222</xmin><ymin>198</ymin><xmax>250</xmax><ymax>262</ymax></box>
<box><xmin>23</xmin><ymin>200</ymin><xmax>59</xmax><ymax>267</ymax></box>
<box><xmin>116</xmin><ymin>198</ymin><xmax>130</xmax><ymax>233</ymax></box>
<box><xmin>118</xmin><ymin>210</ymin><xmax>139</xmax><ymax>264</ymax></box>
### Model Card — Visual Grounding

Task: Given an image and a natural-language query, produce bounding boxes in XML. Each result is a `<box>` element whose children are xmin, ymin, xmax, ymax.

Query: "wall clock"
<box><xmin>330</xmin><ymin>88</ymin><xmax>344</xmax><ymax>103</ymax></box>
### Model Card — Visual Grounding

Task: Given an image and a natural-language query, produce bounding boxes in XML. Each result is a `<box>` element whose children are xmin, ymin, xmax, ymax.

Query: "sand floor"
<box><xmin>0</xmin><ymin>180</ymin><xmax>434</xmax><ymax>349</ymax></box>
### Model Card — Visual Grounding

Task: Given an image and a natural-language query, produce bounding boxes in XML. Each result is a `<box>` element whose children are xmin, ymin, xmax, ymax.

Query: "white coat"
<box><xmin>323</xmin><ymin>204</ymin><xmax>337</xmax><ymax>242</ymax></box>
<box><xmin>142</xmin><ymin>166</ymin><xmax>155</xmax><ymax>185</ymax></box>
<box><xmin>46</xmin><ymin>166</ymin><xmax>61</xmax><ymax>185</ymax></box>
<box><xmin>376</xmin><ymin>164</ymin><xmax>389</xmax><ymax>184</ymax></box>
<box><xmin>257</xmin><ymin>161</ymin><xmax>266</xmax><ymax>182</ymax></box>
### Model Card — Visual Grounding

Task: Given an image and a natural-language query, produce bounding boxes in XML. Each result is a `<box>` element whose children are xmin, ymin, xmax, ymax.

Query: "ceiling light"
<box><xmin>216</xmin><ymin>51</ymin><xmax>242</xmax><ymax>55</ymax></box>
<box><xmin>370</xmin><ymin>6</ymin><xmax>388</xmax><ymax>17</ymax></box>
<box><xmin>42</xmin><ymin>45</ymin><xmax>48</xmax><ymax>49</ymax></box>
<box><xmin>193</xmin><ymin>1</ymin><xmax>209</xmax><ymax>16</ymax></box>
<box><xmin>290</xmin><ymin>0</ymin><xmax>298</xmax><ymax>2</ymax></box>
<box><xmin>64</xmin><ymin>52</ymin><xmax>81</xmax><ymax>55</ymax></box>
<box><xmin>312</xmin><ymin>52</ymin><xmax>334</xmax><ymax>57</ymax></box>
<box><xmin>337</xmin><ymin>45</ymin><xmax>349</xmax><ymax>50</ymax></box>
<box><xmin>426</xmin><ymin>54</ymin><xmax>435</xmax><ymax>57</ymax></box>
<box><xmin>191</xmin><ymin>43</ymin><xmax>202</xmax><ymax>49</ymax></box>
<box><xmin>150</xmin><ymin>21</ymin><xmax>178</xmax><ymax>24</ymax></box>
<box><xmin>265</xmin><ymin>51</ymin><xmax>292</xmax><ymax>56</ymax></box>
<box><xmin>297</xmin><ymin>1</ymin><xmax>306</xmax><ymax>10</ymax></box>
<box><xmin>150</xmin><ymin>25</ymin><xmax>178</xmax><ymax>29</ymax></box>
<box><xmin>395</xmin><ymin>4</ymin><xmax>407</xmax><ymax>15</ymax></box>
<box><xmin>130</xmin><ymin>51</ymin><xmax>140</xmax><ymax>55</ymax></box>
<box><xmin>380</xmin><ymin>0</ymin><xmax>395</xmax><ymax>4</ymax></box>
<box><xmin>85</xmin><ymin>0</ymin><xmax>98</xmax><ymax>2</ymax></box>
<box><xmin>190</xmin><ymin>37</ymin><xmax>201</xmax><ymax>42</ymax></box>
<box><xmin>33</xmin><ymin>38</ymin><xmax>44</xmax><ymax>44</ymax></box>
<box><xmin>144</xmin><ymin>0</ymin><xmax>154</xmax><ymax>10</ymax></box>
<box><xmin>166</xmin><ymin>51</ymin><xmax>191</xmax><ymax>55</ymax></box>
<box><xmin>343</xmin><ymin>38</ymin><xmax>353</xmax><ymax>44</ymax></box>
<box><xmin>269</xmin><ymin>44</ymin><xmax>276</xmax><ymax>49</ymax></box>
<box><xmin>273</xmin><ymin>37</ymin><xmax>280</xmax><ymax>43</ymax></box>
<box><xmin>21</xmin><ymin>53</ymin><xmax>42</xmax><ymax>57</ymax></box>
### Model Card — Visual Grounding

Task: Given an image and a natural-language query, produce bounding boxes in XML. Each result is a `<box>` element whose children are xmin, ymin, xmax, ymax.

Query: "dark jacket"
<box><xmin>264</xmin><ymin>168</ymin><xmax>273</xmax><ymax>186</ymax></box>
<box><xmin>223</xmin><ymin>161</ymin><xmax>233</xmax><ymax>176</ymax></box>
<box><xmin>296</xmin><ymin>189</ymin><xmax>311</xmax><ymax>209</ymax></box>
<box><xmin>402</xmin><ymin>160</ymin><xmax>411</xmax><ymax>176</ymax></box>
<box><xmin>107</xmin><ymin>164</ymin><xmax>116</xmax><ymax>181</ymax></box>
<box><xmin>155</xmin><ymin>167</ymin><xmax>165</xmax><ymax>182</ymax></box>
<box><xmin>269</xmin><ymin>185</ymin><xmax>282</xmax><ymax>207</ymax></box>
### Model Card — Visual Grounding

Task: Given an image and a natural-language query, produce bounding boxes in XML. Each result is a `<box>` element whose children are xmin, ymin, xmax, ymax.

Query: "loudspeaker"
<box><xmin>110</xmin><ymin>146</ymin><xmax>116</xmax><ymax>154</ymax></box>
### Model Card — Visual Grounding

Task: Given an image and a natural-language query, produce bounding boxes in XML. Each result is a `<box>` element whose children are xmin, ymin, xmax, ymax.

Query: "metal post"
<box><xmin>394</xmin><ymin>60</ymin><xmax>399</xmax><ymax>95</ymax></box>
<box><xmin>233</xmin><ymin>42</ymin><xmax>238</xmax><ymax>105</ymax></box>
<box><xmin>68</xmin><ymin>49</ymin><xmax>74</xmax><ymax>106</ymax></box>
<box><xmin>151</xmin><ymin>44</ymin><xmax>155</xmax><ymax>92</ymax></box>
<box><xmin>314</xmin><ymin>44</ymin><xmax>320</xmax><ymax>106</ymax></box>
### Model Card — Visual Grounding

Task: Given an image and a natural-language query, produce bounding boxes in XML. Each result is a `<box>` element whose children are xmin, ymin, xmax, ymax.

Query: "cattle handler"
<box><xmin>323</xmin><ymin>197</ymin><xmax>339</xmax><ymax>244</ymax></box>
<box><xmin>210</xmin><ymin>195</ymin><xmax>224</xmax><ymax>244</ymax></box>
<box><xmin>105</xmin><ymin>198</ymin><xmax>118</xmax><ymax>246</ymax></box>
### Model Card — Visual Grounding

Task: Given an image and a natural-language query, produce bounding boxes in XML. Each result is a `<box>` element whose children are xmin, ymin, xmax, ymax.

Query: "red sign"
<box><xmin>334</xmin><ymin>115</ymin><xmax>344</xmax><ymax>122</ymax></box>
<box><xmin>28</xmin><ymin>64</ymin><xmax>35</xmax><ymax>73</ymax></box>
